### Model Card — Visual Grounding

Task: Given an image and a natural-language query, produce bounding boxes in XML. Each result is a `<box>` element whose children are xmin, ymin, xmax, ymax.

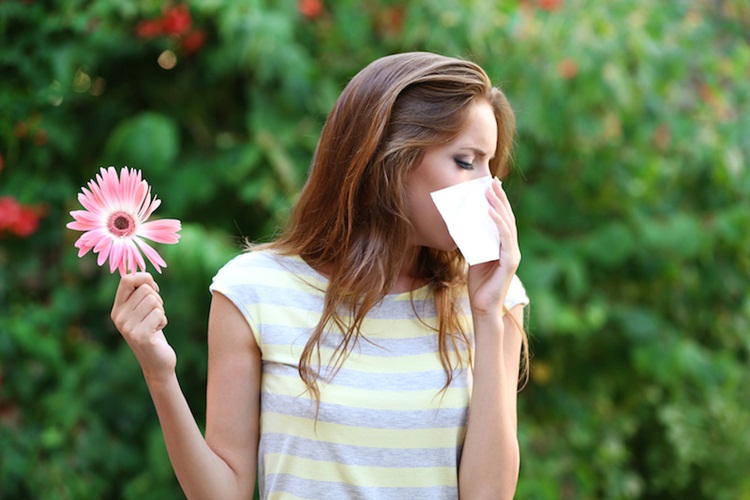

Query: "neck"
<box><xmin>390</xmin><ymin>245</ymin><xmax>427</xmax><ymax>293</ymax></box>
<box><xmin>305</xmin><ymin>245</ymin><xmax>428</xmax><ymax>295</ymax></box>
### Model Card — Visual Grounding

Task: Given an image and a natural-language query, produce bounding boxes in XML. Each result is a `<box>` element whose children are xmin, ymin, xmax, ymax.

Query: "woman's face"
<box><xmin>404</xmin><ymin>100</ymin><xmax>498</xmax><ymax>251</ymax></box>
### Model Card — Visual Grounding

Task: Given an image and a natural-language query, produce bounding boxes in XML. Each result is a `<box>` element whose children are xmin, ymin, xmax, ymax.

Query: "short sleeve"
<box><xmin>504</xmin><ymin>274</ymin><xmax>530</xmax><ymax>310</ymax></box>
<box><xmin>208</xmin><ymin>253</ymin><xmax>263</xmax><ymax>348</ymax></box>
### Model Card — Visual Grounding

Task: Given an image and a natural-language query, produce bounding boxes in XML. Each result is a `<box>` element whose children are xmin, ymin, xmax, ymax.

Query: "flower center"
<box><xmin>107</xmin><ymin>211</ymin><xmax>136</xmax><ymax>238</ymax></box>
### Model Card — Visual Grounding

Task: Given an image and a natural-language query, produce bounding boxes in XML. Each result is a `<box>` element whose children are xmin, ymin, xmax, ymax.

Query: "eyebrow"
<box><xmin>457</xmin><ymin>146</ymin><xmax>494</xmax><ymax>158</ymax></box>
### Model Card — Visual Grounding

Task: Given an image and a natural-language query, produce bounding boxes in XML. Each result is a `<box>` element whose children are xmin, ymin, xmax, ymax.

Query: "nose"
<box><xmin>471</xmin><ymin>162</ymin><xmax>492</xmax><ymax>180</ymax></box>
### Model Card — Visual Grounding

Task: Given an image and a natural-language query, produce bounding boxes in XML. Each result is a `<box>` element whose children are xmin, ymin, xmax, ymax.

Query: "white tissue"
<box><xmin>430</xmin><ymin>176</ymin><xmax>499</xmax><ymax>266</ymax></box>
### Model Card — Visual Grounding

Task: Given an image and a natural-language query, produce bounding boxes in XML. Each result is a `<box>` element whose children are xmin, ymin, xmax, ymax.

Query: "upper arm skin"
<box><xmin>503</xmin><ymin>304</ymin><xmax>525</xmax><ymax>433</ymax></box>
<box><xmin>204</xmin><ymin>292</ymin><xmax>262</xmax><ymax>497</ymax></box>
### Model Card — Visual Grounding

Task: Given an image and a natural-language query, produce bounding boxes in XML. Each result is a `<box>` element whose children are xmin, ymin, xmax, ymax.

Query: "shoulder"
<box><xmin>212</xmin><ymin>248</ymin><xmax>281</xmax><ymax>282</ymax></box>
<box><xmin>210</xmin><ymin>249</ymin><xmax>323</xmax><ymax>295</ymax></box>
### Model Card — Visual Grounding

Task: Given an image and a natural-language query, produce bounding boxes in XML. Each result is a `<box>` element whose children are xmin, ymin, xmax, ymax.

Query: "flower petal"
<box><xmin>70</xmin><ymin>166</ymin><xmax>181</xmax><ymax>275</ymax></box>
<box><xmin>76</xmin><ymin>228</ymin><xmax>111</xmax><ymax>250</ymax></box>
<box><xmin>132</xmin><ymin>180</ymin><xmax>149</xmax><ymax>217</ymax></box>
<box><xmin>67</xmin><ymin>210</ymin><xmax>103</xmax><ymax>231</ymax></box>
<box><xmin>134</xmin><ymin>237</ymin><xmax>166</xmax><ymax>273</ymax></box>
<box><xmin>138</xmin><ymin>219</ymin><xmax>181</xmax><ymax>244</ymax></box>
<box><xmin>95</xmin><ymin>237</ymin><xmax>113</xmax><ymax>266</ymax></box>
<box><xmin>74</xmin><ymin>237</ymin><xmax>95</xmax><ymax>257</ymax></box>
<box><xmin>140</xmin><ymin>194</ymin><xmax>162</xmax><ymax>222</ymax></box>
<box><xmin>110</xmin><ymin>240</ymin><xmax>126</xmax><ymax>274</ymax></box>
<box><xmin>78</xmin><ymin>189</ymin><xmax>107</xmax><ymax>216</ymax></box>
<box><xmin>127</xmin><ymin>238</ymin><xmax>147</xmax><ymax>273</ymax></box>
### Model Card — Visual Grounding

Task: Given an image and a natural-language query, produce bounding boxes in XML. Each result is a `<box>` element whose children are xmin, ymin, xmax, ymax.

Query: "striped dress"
<box><xmin>209</xmin><ymin>250</ymin><xmax>529</xmax><ymax>499</ymax></box>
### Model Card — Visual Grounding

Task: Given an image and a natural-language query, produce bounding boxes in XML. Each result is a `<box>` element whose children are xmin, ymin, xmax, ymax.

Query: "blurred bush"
<box><xmin>1</xmin><ymin>0</ymin><xmax>749</xmax><ymax>498</ymax></box>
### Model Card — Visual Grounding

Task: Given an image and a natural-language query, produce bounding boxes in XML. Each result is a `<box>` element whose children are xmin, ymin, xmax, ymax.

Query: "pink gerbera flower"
<box><xmin>67</xmin><ymin>166</ymin><xmax>181</xmax><ymax>277</ymax></box>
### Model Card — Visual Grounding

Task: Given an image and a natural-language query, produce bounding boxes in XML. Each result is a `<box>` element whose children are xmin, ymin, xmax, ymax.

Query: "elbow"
<box><xmin>500</xmin><ymin>441</ymin><xmax>521</xmax><ymax>499</ymax></box>
<box><xmin>459</xmin><ymin>439</ymin><xmax>520</xmax><ymax>500</ymax></box>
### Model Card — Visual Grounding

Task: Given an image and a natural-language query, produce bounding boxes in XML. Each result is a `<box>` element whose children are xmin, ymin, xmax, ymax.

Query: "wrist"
<box><xmin>142</xmin><ymin>366</ymin><xmax>178</xmax><ymax>391</ymax></box>
<box><xmin>472</xmin><ymin>312</ymin><xmax>504</xmax><ymax>341</ymax></box>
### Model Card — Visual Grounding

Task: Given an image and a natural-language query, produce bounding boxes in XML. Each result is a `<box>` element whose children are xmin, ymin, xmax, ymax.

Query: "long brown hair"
<box><xmin>262</xmin><ymin>52</ymin><xmax>527</xmax><ymax>400</ymax></box>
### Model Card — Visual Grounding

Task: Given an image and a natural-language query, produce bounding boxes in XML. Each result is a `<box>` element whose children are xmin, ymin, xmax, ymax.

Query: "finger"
<box><xmin>489</xmin><ymin>205</ymin><xmax>512</xmax><ymax>240</ymax></box>
<box><xmin>128</xmin><ymin>283</ymin><xmax>164</xmax><ymax>312</ymax></box>
<box><xmin>139</xmin><ymin>307</ymin><xmax>168</xmax><ymax>339</ymax></box>
<box><xmin>488</xmin><ymin>179</ymin><xmax>517</xmax><ymax>238</ymax></box>
<box><xmin>112</xmin><ymin>282</ymin><xmax>163</xmax><ymax>328</ymax></box>
<box><xmin>123</xmin><ymin>308</ymin><xmax>167</xmax><ymax>350</ymax></box>
<box><xmin>489</xmin><ymin>200</ymin><xmax>520</xmax><ymax>257</ymax></box>
<box><xmin>487</xmin><ymin>184</ymin><xmax>513</xmax><ymax>231</ymax></box>
<box><xmin>113</xmin><ymin>272</ymin><xmax>159</xmax><ymax>308</ymax></box>
<box><xmin>130</xmin><ymin>292</ymin><xmax>166</xmax><ymax>327</ymax></box>
<box><xmin>120</xmin><ymin>294</ymin><xmax>166</xmax><ymax>341</ymax></box>
<box><xmin>491</xmin><ymin>177</ymin><xmax>516</xmax><ymax>225</ymax></box>
<box><xmin>113</xmin><ymin>286</ymin><xmax>165</xmax><ymax>335</ymax></box>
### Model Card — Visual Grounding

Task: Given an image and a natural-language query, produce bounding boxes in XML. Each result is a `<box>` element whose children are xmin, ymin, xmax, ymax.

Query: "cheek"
<box><xmin>408</xmin><ymin>192</ymin><xmax>454</xmax><ymax>248</ymax></box>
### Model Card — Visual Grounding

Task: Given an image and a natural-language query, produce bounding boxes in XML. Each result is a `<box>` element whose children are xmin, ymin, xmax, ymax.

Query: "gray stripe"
<box><xmin>260</xmin><ymin>433</ymin><xmax>459</xmax><ymax>468</ymax></box>
<box><xmin>223</xmin><ymin>282</ymin><xmax>440</xmax><ymax>321</ymax></box>
<box><xmin>261</xmin><ymin>324</ymin><xmax>471</xmax><ymax>357</ymax></box>
<box><xmin>264</xmin><ymin>362</ymin><xmax>469</xmax><ymax>391</ymax></box>
<box><xmin>261</xmin><ymin>393</ymin><xmax>468</xmax><ymax>430</ymax></box>
<box><xmin>223</xmin><ymin>283</ymin><xmax>324</xmax><ymax>311</ymax></box>
<box><xmin>261</xmin><ymin>474</ymin><xmax>458</xmax><ymax>500</ymax></box>
<box><xmin>216</xmin><ymin>252</ymin><xmax>449</xmax><ymax>320</ymax></box>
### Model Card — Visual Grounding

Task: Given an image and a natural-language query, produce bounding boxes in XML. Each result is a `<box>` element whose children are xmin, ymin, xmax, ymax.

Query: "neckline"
<box><xmin>289</xmin><ymin>254</ymin><xmax>432</xmax><ymax>300</ymax></box>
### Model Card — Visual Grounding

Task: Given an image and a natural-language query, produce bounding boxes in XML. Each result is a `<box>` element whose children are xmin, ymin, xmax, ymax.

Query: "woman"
<box><xmin>112</xmin><ymin>51</ymin><xmax>529</xmax><ymax>499</ymax></box>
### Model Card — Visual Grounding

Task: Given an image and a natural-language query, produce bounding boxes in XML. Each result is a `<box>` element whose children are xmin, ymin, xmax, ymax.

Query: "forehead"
<box><xmin>451</xmin><ymin>101</ymin><xmax>498</xmax><ymax>153</ymax></box>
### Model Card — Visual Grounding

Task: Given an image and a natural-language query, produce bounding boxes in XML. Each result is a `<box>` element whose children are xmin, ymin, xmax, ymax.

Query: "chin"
<box><xmin>426</xmin><ymin>239</ymin><xmax>458</xmax><ymax>254</ymax></box>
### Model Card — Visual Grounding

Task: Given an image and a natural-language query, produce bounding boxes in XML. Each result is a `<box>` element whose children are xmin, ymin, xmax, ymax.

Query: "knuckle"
<box><xmin>147</xmin><ymin>295</ymin><xmax>161</xmax><ymax>309</ymax></box>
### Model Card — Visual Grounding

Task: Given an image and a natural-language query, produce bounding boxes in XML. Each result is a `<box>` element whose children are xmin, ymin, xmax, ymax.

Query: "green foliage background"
<box><xmin>1</xmin><ymin>0</ymin><xmax>749</xmax><ymax>498</ymax></box>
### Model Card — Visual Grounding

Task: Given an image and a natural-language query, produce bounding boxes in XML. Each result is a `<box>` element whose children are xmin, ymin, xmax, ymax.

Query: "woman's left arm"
<box><xmin>458</xmin><ymin>305</ymin><xmax>524</xmax><ymax>499</ymax></box>
<box><xmin>458</xmin><ymin>177</ymin><xmax>524</xmax><ymax>499</ymax></box>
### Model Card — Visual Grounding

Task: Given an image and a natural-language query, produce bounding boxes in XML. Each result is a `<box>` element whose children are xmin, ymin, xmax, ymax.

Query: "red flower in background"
<box><xmin>181</xmin><ymin>30</ymin><xmax>206</xmax><ymax>55</ymax></box>
<box><xmin>0</xmin><ymin>196</ymin><xmax>43</xmax><ymax>238</ymax></box>
<box><xmin>135</xmin><ymin>19</ymin><xmax>164</xmax><ymax>38</ymax></box>
<box><xmin>557</xmin><ymin>58</ymin><xmax>578</xmax><ymax>79</ymax></box>
<box><xmin>298</xmin><ymin>0</ymin><xmax>323</xmax><ymax>19</ymax></box>
<box><xmin>539</xmin><ymin>0</ymin><xmax>563</xmax><ymax>11</ymax></box>
<box><xmin>161</xmin><ymin>4</ymin><xmax>192</xmax><ymax>35</ymax></box>
<box><xmin>135</xmin><ymin>4</ymin><xmax>205</xmax><ymax>56</ymax></box>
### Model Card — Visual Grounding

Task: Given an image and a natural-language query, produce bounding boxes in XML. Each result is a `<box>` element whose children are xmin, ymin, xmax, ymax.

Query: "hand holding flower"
<box><xmin>68</xmin><ymin>166</ymin><xmax>181</xmax><ymax>380</ymax></box>
<box><xmin>111</xmin><ymin>273</ymin><xmax>176</xmax><ymax>382</ymax></box>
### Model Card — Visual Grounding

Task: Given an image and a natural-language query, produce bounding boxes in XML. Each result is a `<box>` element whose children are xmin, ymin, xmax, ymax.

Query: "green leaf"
<box><xmin>103</xmin><ymin>112</ymin><xmax>180</xmax><ymax>174</ymax></box>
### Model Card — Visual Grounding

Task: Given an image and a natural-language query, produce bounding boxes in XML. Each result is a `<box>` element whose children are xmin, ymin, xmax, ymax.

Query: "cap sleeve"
<box><xmin>208</xmin><ymin>253</ymin><xmax>263</xmax><ymax>349</ymax></box>
<box><xmin>504</xmin><ymin>274</ymin><xmax>530</xmax><ymax>310</ymax></box>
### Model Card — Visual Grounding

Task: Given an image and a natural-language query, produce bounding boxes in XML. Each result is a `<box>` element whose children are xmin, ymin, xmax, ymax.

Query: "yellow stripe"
<box><xmin>261</xmin><ymin>413</ymin><xmax>465</xmax><ymax>450</ymax></box>
<box><xmin>267</xmin><ymin>493</ymin><xmax>308</xmax><ymax>500</ymax></box>
<box><xmin>263</xmin><ymin>453</ymin><xmax>457</xmax><ymax>488</ymax></box>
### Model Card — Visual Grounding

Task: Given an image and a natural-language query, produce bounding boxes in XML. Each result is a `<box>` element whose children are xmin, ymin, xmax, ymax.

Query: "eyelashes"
<box><xmin>455</xmin><ymin>158</ymin><xmax>474</xmax><ymax>170</ymax></box>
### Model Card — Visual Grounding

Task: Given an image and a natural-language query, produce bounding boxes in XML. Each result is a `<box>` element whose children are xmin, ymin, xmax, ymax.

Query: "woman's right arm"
<box><xmin>111</xmin><ymin>273</ymin><xmax>261</xmax><ymax>499</ymax></box>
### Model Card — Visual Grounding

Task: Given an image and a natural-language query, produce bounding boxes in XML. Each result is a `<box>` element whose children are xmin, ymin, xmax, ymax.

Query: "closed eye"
<box><xmin>455</xmin><ymin>159</ymin><xmax>474</xmax><ymax>170</ymax></box>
